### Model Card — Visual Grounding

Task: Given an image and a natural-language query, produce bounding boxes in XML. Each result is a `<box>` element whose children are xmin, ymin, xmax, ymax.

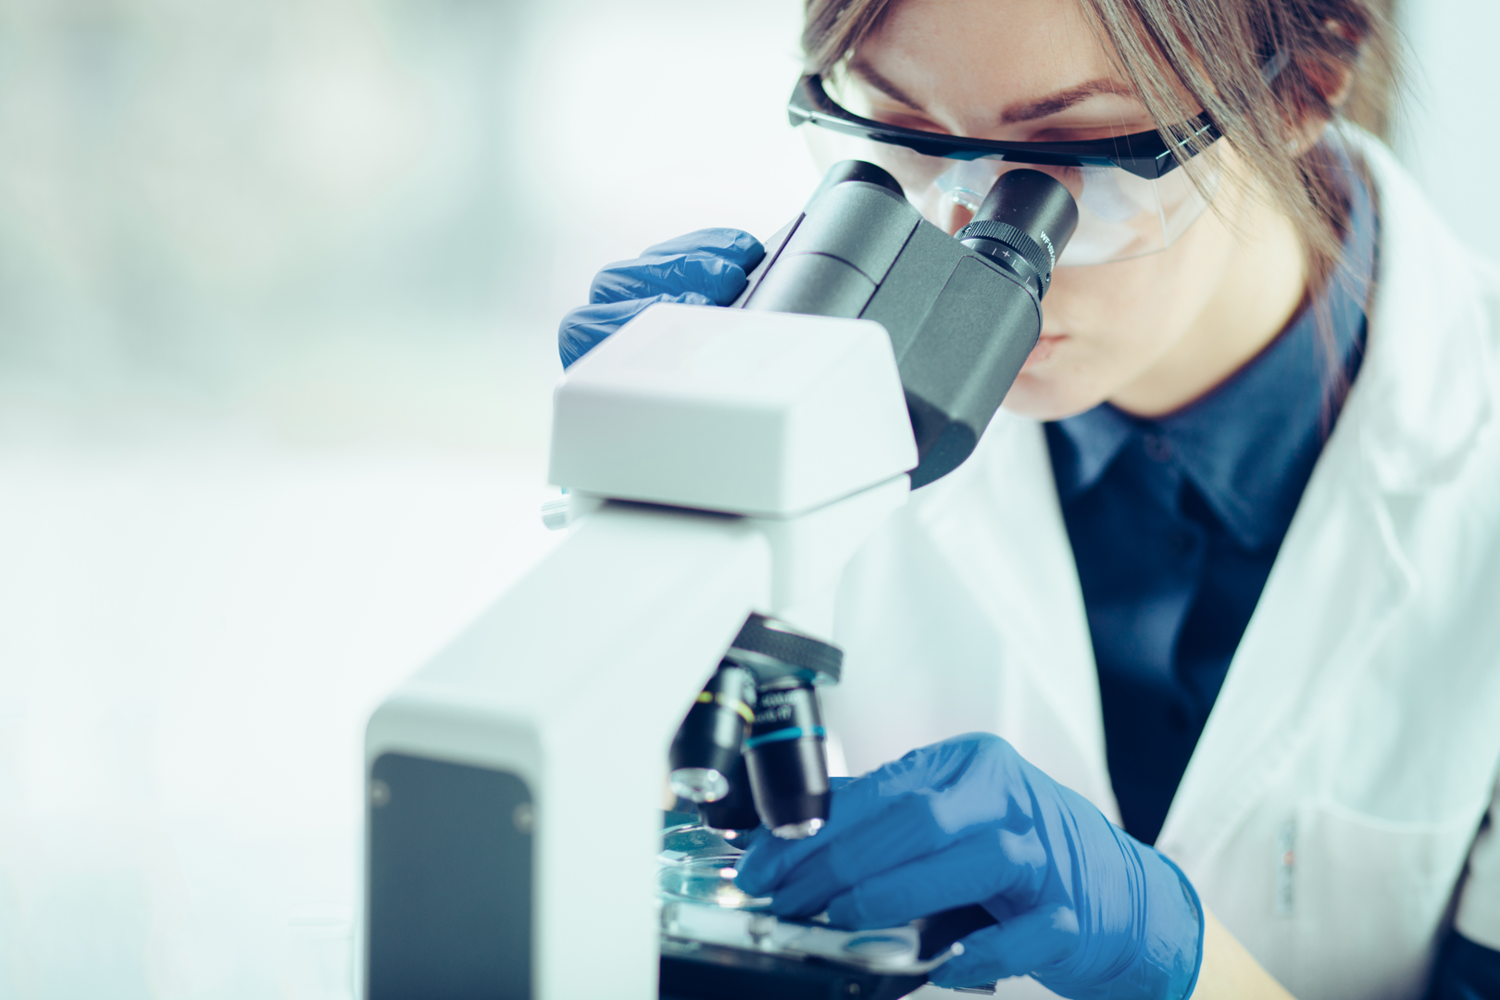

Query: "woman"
<box><xmin>559</xmin><ymin>1</ymin><xmax>1500</xmax><ymax>997</ymax></box>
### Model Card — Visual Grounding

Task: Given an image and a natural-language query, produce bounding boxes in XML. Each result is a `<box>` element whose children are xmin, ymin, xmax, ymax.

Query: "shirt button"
<box><xmin>1142</xmin><ymin>433</ymin><xmax>1172</xmax><ymax>462</ymax></box>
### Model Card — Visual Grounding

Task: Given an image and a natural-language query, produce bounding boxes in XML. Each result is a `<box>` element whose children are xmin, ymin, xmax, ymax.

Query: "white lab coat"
<box><xmin>823</xmin><ymin>132</ymin><xmax>1500</xmax><ymax>1000</ymax></box>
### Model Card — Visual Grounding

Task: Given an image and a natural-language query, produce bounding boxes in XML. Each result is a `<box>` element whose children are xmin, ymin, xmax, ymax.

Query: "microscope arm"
<box><xmin>364</xmin><ymin>303</ymin><xmax>917</xmax><ymax>1000</ymax></box>
<box><xmin>365</xmin><ymin>501</ymin><xmax>772</xmax><ymax>1000</ymax></box>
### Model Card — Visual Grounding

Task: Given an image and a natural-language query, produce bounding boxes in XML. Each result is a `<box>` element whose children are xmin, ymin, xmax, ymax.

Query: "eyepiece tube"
<box><xmin>669</xmin><ymin>665</ymin><xmax>756</xmax><ymax>804</ymax></box>
<box><xmin>956</xmin><ymin>169</ymin><xmax>1078</xmax><ymax>298</ymax></box>
<box><xmin>806</xmin><ymin>159</ymin><xmax>905</xmax><ymax>206</ymax></box>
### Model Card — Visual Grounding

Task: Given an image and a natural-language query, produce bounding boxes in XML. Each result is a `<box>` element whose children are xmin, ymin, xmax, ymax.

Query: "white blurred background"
<box><xmin>0</xmin><ymin>0</ymin><xmax>1493</xmax><ymax>996</ymax></box>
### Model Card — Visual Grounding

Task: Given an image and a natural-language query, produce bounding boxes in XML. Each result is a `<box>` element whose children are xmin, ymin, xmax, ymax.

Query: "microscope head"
<box><xmin>739</xmin><ymin>159</ymin><xmax>1078</xmax><ymax>487</ymax></box>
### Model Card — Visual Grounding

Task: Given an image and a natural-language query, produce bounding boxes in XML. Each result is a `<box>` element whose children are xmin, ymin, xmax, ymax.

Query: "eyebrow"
<box><xmin>999</xmin><ymin>79</ymin><xmax>1137</xmax><ymax>124</ymax></box>
<box><xmin>847</xmin><ymin>59</ymin><xmax>1137</xmax><ymax>126</ymax></box>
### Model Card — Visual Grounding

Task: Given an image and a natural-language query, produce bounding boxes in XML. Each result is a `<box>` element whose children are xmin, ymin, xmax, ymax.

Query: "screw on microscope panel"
<box><xmin>513</xmin><ymin>802</ymin><xmax>535</xmax><ymax>834</ymax></box>
<box><xmin>748</xmin><ymin>914</ymin><xmax>776</xmax><ymax>948</ymax></box>
<box><xmin>370</xmin><ymin>779</ymin><xmax>390</xmax><ymax>808</ymax></box>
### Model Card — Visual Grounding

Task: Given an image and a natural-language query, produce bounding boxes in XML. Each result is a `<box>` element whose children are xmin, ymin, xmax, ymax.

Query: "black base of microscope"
<box><xmin>660</xmin><ymin>941</ymin><xmax>928</xmax><ymax>1000</ymax></box>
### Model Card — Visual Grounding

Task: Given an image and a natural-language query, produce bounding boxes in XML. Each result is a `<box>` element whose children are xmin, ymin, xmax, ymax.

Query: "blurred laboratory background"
<box><xmin>0</xmin><ymin>0</ymin><xmax>1493</xmax><ymax>997</ymax></box>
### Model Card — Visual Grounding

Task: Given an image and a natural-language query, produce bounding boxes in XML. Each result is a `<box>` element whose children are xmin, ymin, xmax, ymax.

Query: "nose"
<box><xmin>930</xmin><ymin>198</ymin><xmax>976</xmax><ymax>236</ymax></box>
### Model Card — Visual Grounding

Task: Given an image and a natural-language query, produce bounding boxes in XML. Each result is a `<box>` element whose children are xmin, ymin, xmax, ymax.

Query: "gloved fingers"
<box><xmin>739</xmin><ymin>746</ymin><xmax>1040</xmax><ymax>905</ymax></box>
<box><xmin>588</xmin><ymin>228</ymin><xmax>765</xmax><ymax>307</ymax></box>
<box><xmin>742</xmin><ymin>789</ymin><xmax>978</xmax><ymax>917</ymax></box>
<box><xmin>924</xmin><ymin>906</ymin><xmax>1078</xmax><ymax>989</ymax></box>
<box><xmin>738</xmin><ymin>735</ymin><xmax>1039</xmax><ymax>902</ymax></box>
<box><xmin>557</xmin><ymin>292</ymin><xmax>711</xmax><ymax>368</ymax></box>
<box><xmin>820</xmin><ymin>831</ymin><xmax>1036</xmax><ymax>930</ymax></box>
<box><xmin>735</xmin><ymin>742</ymin><xmax>997</xmax><ymax>895</ymax></box>
<box><xmin>733</xmin><ymin>770</ymin><xmax>895</xmax><ymax>896</ymax></box>
<box><xmin>641</xmin><ymin>227</ymin><xmax>764</xmax><ymax>267</ymax></box>
<box><xmin>734</xmin><ymin>781</ymin><xmax>923</xmax><ymax>902</ymax></box>
<box><xmin>717</xmin><ymin>781</ymin><xmax>851</xmax><ymax>860</ymax></box>
<box><xmin>589</xmin><ymin>252</ymin><xmax>752</xmax><ymax>306</ymax></box>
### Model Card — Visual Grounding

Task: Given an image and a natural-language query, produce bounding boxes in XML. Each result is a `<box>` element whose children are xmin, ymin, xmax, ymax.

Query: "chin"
<box><xmin>1001</xmin><ymin>372</ymin><xmax>1102</xmax><ymax>422</ymax></box>
<box><xmin>1000</xmin><ymin>335</ymin><xmax>1101</xmax><ymax>421</ymax></box>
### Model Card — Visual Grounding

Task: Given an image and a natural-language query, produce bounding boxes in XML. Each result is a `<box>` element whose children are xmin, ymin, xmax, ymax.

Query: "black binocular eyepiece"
<box><xmin>956</xmin><ymin>169</ymin><xmax>1079</xmax><ymax>299</ymax></box>
<box><xmin>737</xmin><ymin>157</ymin><xmax>1078</xmax><ymax>489</ymax></box>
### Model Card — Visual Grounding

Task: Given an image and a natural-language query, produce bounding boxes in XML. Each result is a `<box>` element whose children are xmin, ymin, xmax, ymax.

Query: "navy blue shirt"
<box><xmin>1045</xmin><ymin>157</ymin><xmax>1376</xmax><ymax>846</ymax></box>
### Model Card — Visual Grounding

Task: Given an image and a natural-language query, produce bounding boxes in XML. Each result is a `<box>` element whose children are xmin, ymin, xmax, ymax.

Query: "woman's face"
<box><xmin>852</xmin><ymin>0</ymin><xmax>1306</xmax><ymax>419</ymax></box>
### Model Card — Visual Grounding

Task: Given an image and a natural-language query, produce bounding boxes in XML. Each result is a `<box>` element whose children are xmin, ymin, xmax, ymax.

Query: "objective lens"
<box><xmin>743</xmin><ymin>679</ymin><xmax>830</xmax><ymax>839</ymax></box>
<box><xmin>773</xmin><ymin>818</ymin><xmax>824</xmax><ymax>839</ymax></box>
<box><xmin>669</xmin><ymin>665</ymin><xmax>756</xmax><ymax>804</ymax></box>
<box><xmin>670</xmin><ymin>767</ymin><xmax>729</xmax><ymax>804</ymax></box>
<box><xmin>699</xmin><ymin>755</ymin><xmax>760</xmax><ymax>838</ymax></box>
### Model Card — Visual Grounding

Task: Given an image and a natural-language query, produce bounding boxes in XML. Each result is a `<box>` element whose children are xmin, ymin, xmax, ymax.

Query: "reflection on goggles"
<box><xmin>804</xmin><ymin>129</ymin><xmax>1219</xmax><ymax>267</ymax></box>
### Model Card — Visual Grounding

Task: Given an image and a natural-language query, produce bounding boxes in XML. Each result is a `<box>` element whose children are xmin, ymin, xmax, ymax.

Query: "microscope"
<box><xmin>361</xmin><ymin>159</ymin><xmax>1076</xmax><ymax>999</ymax></box>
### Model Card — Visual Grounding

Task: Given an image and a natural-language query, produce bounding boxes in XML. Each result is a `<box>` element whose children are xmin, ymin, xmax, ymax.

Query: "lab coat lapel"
<box><xmin>913</xmin><ymin>412</ymin><xmax>1116</xmax><ymax>814</ymax></box>
<box><xmin>1158</xmin><ymin>130</ymin><xmax>1493</xmax><ymax>863</ymax></box>
<box><xmin>1155</xmin><ymin>435</ymin><xmax>1416</xmax><ymax>862</ymax></box>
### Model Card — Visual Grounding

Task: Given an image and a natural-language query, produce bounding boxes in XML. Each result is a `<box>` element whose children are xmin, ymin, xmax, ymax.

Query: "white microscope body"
<box><xmin>359</xmin><ymin>153</ymin><xmax>1075</xmax><ymax>999</ymax></box>
<box><xmin>362</xmin><ymin>303</ymin><xmax>918</xmax><ymax>1000</ymax></box>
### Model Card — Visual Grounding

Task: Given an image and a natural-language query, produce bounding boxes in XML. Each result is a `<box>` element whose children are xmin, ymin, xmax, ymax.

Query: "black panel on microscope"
<box><xmin>368</xmin><ymin>753</ymin><xmax>532</xmax><ymax>1000</ymax></box>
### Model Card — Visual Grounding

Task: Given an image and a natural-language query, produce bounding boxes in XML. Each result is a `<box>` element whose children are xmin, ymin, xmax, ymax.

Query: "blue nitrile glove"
<box><xmin>557</xmin><ymin>228</ymin><xmax>765</xmax><ymax>369</ymax></box>
<box><xmin>734</xmin><ymin>733</ymin><xmax>1204</xmax><ymax>998</ymax></box>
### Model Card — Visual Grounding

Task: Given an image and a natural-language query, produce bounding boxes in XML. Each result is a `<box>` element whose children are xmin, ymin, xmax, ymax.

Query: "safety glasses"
<box><xmin>787</xmin><ymin>72</ymin><xmax>1224</xmax><ymax>266</ymax></box>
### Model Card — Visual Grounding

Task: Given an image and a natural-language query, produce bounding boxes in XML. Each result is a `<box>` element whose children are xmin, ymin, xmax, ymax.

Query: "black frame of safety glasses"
<box><xmin>787</xmin><ymin>73</ymin><xmax>1221</xmax><ymax>181</ymax></box>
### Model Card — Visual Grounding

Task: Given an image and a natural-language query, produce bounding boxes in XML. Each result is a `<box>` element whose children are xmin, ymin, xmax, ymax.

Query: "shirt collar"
<box><xmin>1050</xmin><ymin>144</ymin><xmax>1377</xmax><ymax>550</ymax></box>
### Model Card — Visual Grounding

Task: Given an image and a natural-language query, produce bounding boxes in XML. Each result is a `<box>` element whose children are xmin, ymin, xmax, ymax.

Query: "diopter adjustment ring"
<box><xmin>726</xmin><ymin>613</ymin><xmax>843</xmax><ymax>685</ymax></box>
<box><xmin>954</xmin><ymin>219</ymin><xmax>1055</xmax><ymax>295</ymax></box>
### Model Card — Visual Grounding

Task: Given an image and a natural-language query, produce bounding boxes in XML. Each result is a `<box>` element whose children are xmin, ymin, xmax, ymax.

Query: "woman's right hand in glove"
<box><xmin>557</xmin><ymin>228</ymin><xmax>765</xmax><ymax>369</ymax></box>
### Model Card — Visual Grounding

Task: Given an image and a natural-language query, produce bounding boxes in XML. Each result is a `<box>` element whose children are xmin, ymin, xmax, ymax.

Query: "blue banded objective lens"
<box><xmin>744</xmin><ymin>680</ymin><xmax>831</xmax><ymax>839</ymax></box>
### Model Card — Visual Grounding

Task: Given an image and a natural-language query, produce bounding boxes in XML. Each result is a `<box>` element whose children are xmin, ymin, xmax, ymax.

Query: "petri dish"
<box><xmin>657</xmin><ymin>855</ymin><xmax>771</xmax><ymax>910</ymax></box>
<box><xmin>660</xmin><ymin>823</ymin><xmax>740</xmax><ymax>865</ymax></box>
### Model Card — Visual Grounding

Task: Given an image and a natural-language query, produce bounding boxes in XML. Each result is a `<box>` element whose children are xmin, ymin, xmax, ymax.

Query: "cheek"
<box><xmin>1049</xmin><ymin>258</ymin><xmax>1184</xmax><ymax>353</ymax></box>
<box><xmin>1003</xmin><ymin>215</ymin><xmax>1236</xmax><ymax>419</ymax></box>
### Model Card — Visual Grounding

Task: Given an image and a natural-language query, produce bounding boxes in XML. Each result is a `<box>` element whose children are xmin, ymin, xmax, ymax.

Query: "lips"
<box><xmin>1022</xmin><ymin>334</ymin><xmax>1066</xmax><ymax>370</ymax></box>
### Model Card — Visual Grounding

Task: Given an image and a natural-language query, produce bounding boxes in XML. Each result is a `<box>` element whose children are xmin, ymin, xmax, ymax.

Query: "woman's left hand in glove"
<box><xmin>733</xmin><ymin>732</ymin><xmax>1204</xmax><ymax>998</ymax></box>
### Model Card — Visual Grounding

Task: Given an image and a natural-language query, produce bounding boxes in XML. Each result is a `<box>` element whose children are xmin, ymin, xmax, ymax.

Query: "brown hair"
<box><xmin>802</xmin><ymin>0</ymin><xmax>1399</xmax><ymax>374</ymax></box>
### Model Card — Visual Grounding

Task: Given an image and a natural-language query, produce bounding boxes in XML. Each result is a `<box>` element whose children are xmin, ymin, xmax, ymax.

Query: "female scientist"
<box><xmin>558</xmin><ymin>0</ymin><xmax>1500</xmax><ymax>997</ymax></box>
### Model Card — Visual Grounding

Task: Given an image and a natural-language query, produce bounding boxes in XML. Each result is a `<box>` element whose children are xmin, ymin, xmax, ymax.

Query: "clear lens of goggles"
<box><xmin>802</xmin><ymin>127</ymin><xmax>1219</xmax><ymax>267</ymax></box>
